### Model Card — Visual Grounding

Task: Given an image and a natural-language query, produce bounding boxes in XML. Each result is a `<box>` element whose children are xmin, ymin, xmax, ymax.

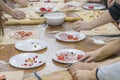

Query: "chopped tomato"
<box><xmin>77</xmin><ymin>55</ymin><xmax>83</xmax><ymax>60</ymax></box>
<box><xmin>57</xmin><ymin>55</ymin><xmax>64</xmax><ymax>61</ymax></box>
<box><xmin>40</xmin><ymin>7</ymin><xmax>47</xmax><ymax>13</ymax></box>
<box><xmin>68</xmin><ymin>35</ymin><xmax>73</xmax><ymax>39</ymax></box>
<box><xmin>88</xmin><ymin>6</ymin><xmax>94</xmax><ymax>9</ymax></box>
<box><xmin>74</xmin><ymin>37</ymin><xmax>79</xmax><ymax>40</ymax></box>
<box><xmin>47</xmin><ymin>8</ymin><xmax>52</xmax><ymax>12</ymax></box>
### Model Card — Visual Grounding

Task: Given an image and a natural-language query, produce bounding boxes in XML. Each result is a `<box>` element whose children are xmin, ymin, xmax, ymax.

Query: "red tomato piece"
<box><xmin>57</xmin><ymin>55</ymin><xmax>64</xmax><ymax>61</ymax></box>
<box><xmin>68</xmin><ymin>35</ymin><xmax>73</xmax><ymax>39</ymax></box>
<box><xmin>77</xmin><ymin>55</ymin><xmax>83</xmax><ymax>60</ymax></box>
<box><xmin>88</xmin><ymin>6</ymin><xmax>94</xmax><ymax>9</ymax></box>
<box><xmin>40</xmin><ymin>7</ymin><xmax>47</xmax><ymax>13</ymax></box>
<box><xmin>47</xmin><ymin>8</ymin><xmax>52</xmax><ymax>12</ymax></box>
<box><xmin>74</xmin><ymin>37</ymin><xmax>79</xmax><ymax>40</ymax></box>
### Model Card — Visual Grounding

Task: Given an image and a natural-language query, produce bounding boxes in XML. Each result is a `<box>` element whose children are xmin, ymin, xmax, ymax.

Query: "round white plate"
<box><xmin>83</xmin><ymin>3</ymin><xmax>105</xmax><ymax>10</ymax></box>
<box><xmin>35</xmin><ymin>3</ymin><xmax>56</xmax><ymax>13</ymax></box>
<box><xmin>52</xmin><ymin>49</ymin><xmax>85</xmax><ymax>64</ymax></box>
<box><xmin>15</xmin><ymin>39</ymin><xmax>47</xmax><ymax>51</ymax></box>
<box><xmin>55</xmin><ymin>31</ymin><xmax>86</xmax><ymax>42</ymax></box>
<box><xmin>9</xmin><ymin>53</ymin><xmax>45</xmax><ymax>69</ymax></box>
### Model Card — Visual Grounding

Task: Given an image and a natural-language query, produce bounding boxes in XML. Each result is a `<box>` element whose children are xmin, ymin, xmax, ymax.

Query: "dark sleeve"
<box><xmin>109</xmin><ymin>2</ymin><xmax>120</xmax><ymax>22</ymax></box>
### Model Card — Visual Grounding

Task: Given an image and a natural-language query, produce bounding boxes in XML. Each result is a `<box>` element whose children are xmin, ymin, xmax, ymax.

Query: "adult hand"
<box><xmin>68</xmin><ymin>62</ymin><xmax>98</xmax><ymax>75</ymax></box>
<box><xmin>72</xmin><ymin>70</ymin><xmax>97</xmax><ymax>80</ymax></box>
<box><xmin>10</xmin><ymin>10</ymin><xmax>26</xmax><ymax>19</ymax></box>
<box><xmin>72</xmin><ymin>20</ymin><xmax>94</xmax><ymax>32</ymax></box>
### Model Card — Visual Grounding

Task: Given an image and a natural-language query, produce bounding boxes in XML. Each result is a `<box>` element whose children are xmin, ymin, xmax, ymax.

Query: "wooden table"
<box><xmin>0</xmin><ymin>23</ymin><xmax>105</xmax><ymax>78</ymax></box>
<box><xmin>0</xmin><ymin>1</ymin><xmax>118</xmax><ymax>79</ymax></box>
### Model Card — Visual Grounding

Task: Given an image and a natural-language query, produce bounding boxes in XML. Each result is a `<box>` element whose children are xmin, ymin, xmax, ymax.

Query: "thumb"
<box><xmin>80</xmin><ymin>55</ymin><xmax>90</xmax><ymax>61</ymax></box>
<box><xmin>85</xmin><ymin>57</ymin><xmax>94</xmax><ymax>62</ymax></box>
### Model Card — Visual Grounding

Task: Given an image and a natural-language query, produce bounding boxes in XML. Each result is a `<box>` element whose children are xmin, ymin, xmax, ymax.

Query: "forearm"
<box><xmin>0</xmin><ymin>0</ymin><xmax>13</xmax><ymax>15</ymax></box>
<box><xmin>91</xmin><ymin>10</ymin><xmax>114</xmax><ymax>28</ymax></box>
<box><xmin>95</xmin><ymin>39</ymin><xmax>120</xmax><ymax>60</ymax></box>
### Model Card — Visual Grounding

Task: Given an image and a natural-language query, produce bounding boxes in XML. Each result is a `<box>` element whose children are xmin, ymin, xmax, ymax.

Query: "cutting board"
<box><xmin>0</xmin><ymin>71</ymin><xmax>24</xmax><ymax>80</ymax></box>
<box><xmin>27</xmin><ymin>71</ymin><xmax>72</xmax><ymax>80</ymax></box>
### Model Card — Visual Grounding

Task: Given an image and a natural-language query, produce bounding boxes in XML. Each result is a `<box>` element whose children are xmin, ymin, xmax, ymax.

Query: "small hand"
<box><xmin>72</xmin><ymin>70</ymin><xmax>96</xmax><ymax>80</ymax></box>
<box><xmin>68</xmin><ymin>62</ymin><xmax>98</xmax><ymax>75</ymax></box>
<box><xmin>11</xmin><ymin>10</ymin><xmax>26</xmax><ymax>19</ymax></box>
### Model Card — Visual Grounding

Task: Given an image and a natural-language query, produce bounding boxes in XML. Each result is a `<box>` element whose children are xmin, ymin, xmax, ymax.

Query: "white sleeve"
<box><xmin>96</xmin><ymin>62</ymin><xmax>120</xmax><ymax>80</ymax></box>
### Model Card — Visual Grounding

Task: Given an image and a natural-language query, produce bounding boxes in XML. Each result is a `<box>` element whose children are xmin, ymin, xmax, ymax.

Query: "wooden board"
<box><xmin>27</xmin><ymin>71</ymin><xmax>72</xmax><ymax>80</ymax></box>
<box><xmin>0</xmin><ymin>71</ymin><xmax>24</xmax><ymax>80</ymax></box>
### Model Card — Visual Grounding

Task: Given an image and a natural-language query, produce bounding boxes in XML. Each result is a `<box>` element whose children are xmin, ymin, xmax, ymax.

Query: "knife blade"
<box><xmin>34</xmin><ymin>72</ymin><xmax>42</xmax><ymax>80</ymax></box>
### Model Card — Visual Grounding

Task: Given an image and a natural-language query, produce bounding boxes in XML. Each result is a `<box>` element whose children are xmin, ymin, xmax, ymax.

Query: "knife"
<box><xmin>34</xmin><ymin>72</ymin><xmax>42</xmax><ymax>80</ymax></box>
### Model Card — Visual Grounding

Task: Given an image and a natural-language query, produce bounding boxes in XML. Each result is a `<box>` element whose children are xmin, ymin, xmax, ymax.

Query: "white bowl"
<box><xmin>44</xmin><ymin>12</ymin><xmax>66</xmax><ymax>26</ymax></box>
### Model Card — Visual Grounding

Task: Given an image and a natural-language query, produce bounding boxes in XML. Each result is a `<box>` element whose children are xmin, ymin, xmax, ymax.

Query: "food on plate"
<box><xmin>9</xmin><ymin>30</ymin><xmax>33</xmax><ymax>40</ymax></box>
<box><xmin>58</xmin><ymin>33</ymin><xmax>79</xmax><ymax>41</ymax></box>
<box><xmin>31</xmin><ymin>42</ymin><xmax>40</xmax><ymax>48</ymax></box>
<box><xmin>21</xmin><ymin>55</ymin><xmax>42</xmax><ymax>67</ymax></box>
<box><xmin>56</xmin><ymin>51</ymin><xmax>83</xmax><ymax>61</ymax></box>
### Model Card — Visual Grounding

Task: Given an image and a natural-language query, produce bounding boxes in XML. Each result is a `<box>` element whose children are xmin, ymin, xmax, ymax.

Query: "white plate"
<box><xmin>83</xmin><ymin>3</ymin><xmax>105</xmax><ymax>10</ymax></box>
<box><xmin>35</xmin><ymin>3</ymin><xmax>56</xmax><ymax>13</ymax></box>
<box><xmin>15</xmin><ymin>39</ymin><xmax>47</xmax><ymax>51</ymax></box>
<box><xmin>9</xmin><ymin>30</ymin><xmax>33</xmax><ymax>40</ymax></box>
<box><xmin>52</xmin><ymin>49</ymin><xmax>85</xmax><ymax>64</ymax></box>
<box><xmin>55</xmin><ymin>31</ymin><xmax>86</xmax><ymax>42</ymax></box>
<box><xmin>9</xmin><ymin>53</ymin><xmax>45</xmax><ymax>69</ymax></box>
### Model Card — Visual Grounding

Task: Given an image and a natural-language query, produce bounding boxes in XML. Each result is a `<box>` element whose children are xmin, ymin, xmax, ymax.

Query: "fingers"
<box><xmin>80</xmin><ymin>55</ymin><xmax>90</xmax><ymax>62</ymax></box>
<box><xmin>0</xmin><ymin>75</ymin><xmax>6</xmax><ymax>80</ymax></box>
<box><xmin>72</xmin><ymin>21</ymin><xmax>82</xmax><ymax>32</ymax></box>
<box><xmin>12</xmin><ymin>10</ymin><xmax>26</xmax><ymax>19</ymax></box>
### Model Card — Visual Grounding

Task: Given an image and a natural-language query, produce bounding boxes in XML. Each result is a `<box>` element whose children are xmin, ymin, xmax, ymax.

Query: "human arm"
<box><xmin>72</xmin><ymin>0</ymin><xmax>120</xmax><ymax>32</ymax></box>
<box><xmin>0</xmin><ymin>0</ymin><xmax>25</xmax><ymax>19</ymax></box>
<box><xmin>80</xmin><ymin>38</ymin><xmax>120</xmax><ymax>62</ymax></box>
<box><xmin>72</xmin><ymin>10</ymin><xmax>113</xmax><ymax>31</ymax></box>
<box><xmin>71</xmin><ymin>62</ymin><xmax>120</xmax><ymax>80</ymax></box>
<box><xmin>9</xmin><ymin>0</ymin><xmax>29</xmax><ymax>7</ymax></box>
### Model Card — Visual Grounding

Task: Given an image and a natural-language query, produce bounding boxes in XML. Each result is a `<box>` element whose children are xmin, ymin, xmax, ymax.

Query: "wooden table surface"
<box><xmin>0</xmin><ymin>22</ymin><xmax>104</xmax><ymax>78</ymax></box>
<box><xmin>0</xmin><ymin>1</ymin><xmax>118</xmax><ymax>79</ymax></box>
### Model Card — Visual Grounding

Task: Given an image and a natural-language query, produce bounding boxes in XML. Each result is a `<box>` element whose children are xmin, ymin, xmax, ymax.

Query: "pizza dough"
<box><xmin>76</xmin><ymin>10</ymin><xmax>105</xmax><ymax>21</ymax></box>
<box><xmin>0</xmin><ymin>29</ymin><xmax>40</xmax><ymax>44</ymax></box>
<box><xmin>91</xmin><ymin>25</ymin><xmax>110</xmax><ymax>34</ymax></box>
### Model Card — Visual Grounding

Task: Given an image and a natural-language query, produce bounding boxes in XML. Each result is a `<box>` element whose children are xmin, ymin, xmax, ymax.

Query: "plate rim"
<box><xmin>15</xmin><ymin>39</ymin><xmax>47</xmax><ymax>51</ymax></box>
<box><xmin>82</xmin><ymin>3</ymin><xmax>105</xmax><ymax>10</ymax></box>
<box><xmin>52</xmin><ymin>49</ymin><xmax>85</xmax><ymax>64</ymax></box>
<box><xmin>55</xmin><ymin>31</ymin><xmax>86</xmax><ymax>42</ymax></box>
<box><xmin>9</xmin><ymin>53</ymin><xmax>45</xmax><ymax>69</ymax></box>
